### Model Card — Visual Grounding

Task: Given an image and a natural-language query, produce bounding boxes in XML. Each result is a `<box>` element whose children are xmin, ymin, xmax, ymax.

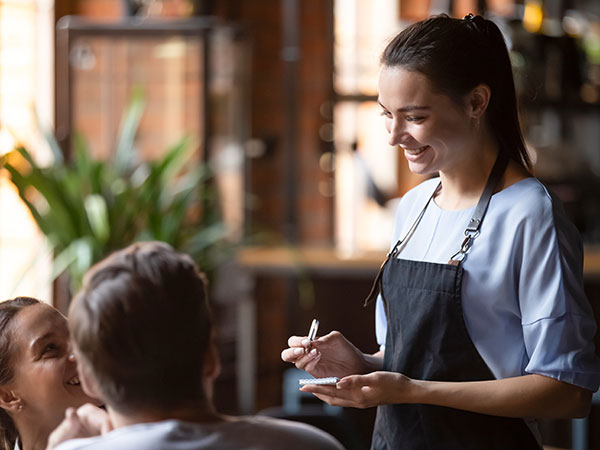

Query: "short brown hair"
<box><xmin>69</xmin><ymin>242</ymin><xmax>212</xmax><ymax>412</ymax></box>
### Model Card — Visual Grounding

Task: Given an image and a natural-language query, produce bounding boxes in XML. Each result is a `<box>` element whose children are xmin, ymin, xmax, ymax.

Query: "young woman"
<box><xmin>0</xmin><ymin>298</ymin><xmax>96</xmax><ymax>450</ymax></box>
<box><xmin>282</xmin><ymin>14</ymin><xmax>600</xmax><ymax>449</ymax></box>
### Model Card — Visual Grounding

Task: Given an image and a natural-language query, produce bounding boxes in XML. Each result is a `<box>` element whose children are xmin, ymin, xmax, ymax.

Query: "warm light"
<box><xmin>0</xmin><ymin>0</ymin><xmax>53</xmax><ymax>302</ymax></box>
<box><xmin>523</xmin><ymin>0</ymin><xmax>543</xmax><ymax>33</ymax></box>
<box><xmin>0</xmin><ymin>129</ymin><xmax>15</xmax><ymax>155</ymax></box>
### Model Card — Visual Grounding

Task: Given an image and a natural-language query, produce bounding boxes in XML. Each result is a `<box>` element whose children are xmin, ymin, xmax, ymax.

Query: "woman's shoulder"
<box><xmin>493</xmin><ymin>177</ymin><xmax>553</xmax><ymax>218</ymax></box>
<box><xmin>492</xmin><ymin>177</ymin><xmax>581</xmax><ymax>246</ymax></box>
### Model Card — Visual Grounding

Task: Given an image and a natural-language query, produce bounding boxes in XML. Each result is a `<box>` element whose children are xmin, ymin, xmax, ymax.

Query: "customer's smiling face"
<box><xmin>4</xmin><ymin>303</ymin><xmax>96</xmax><ymax>430</ymax></box>
<box><xmin>378</xmin><ymin>65</ymin><xmax>477</xmax><ymax>176</ymax></box>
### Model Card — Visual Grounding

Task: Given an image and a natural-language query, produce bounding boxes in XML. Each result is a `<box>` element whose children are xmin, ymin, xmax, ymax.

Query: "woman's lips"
<box><xmin>402</xmin><ymin>145</ymin><xmax>430</xmax><ymax>162</ymax></box>
<box><xmin>402</xmin><ymin>145</ymin><xmax>429</xmax><ymax>155</ymax></box>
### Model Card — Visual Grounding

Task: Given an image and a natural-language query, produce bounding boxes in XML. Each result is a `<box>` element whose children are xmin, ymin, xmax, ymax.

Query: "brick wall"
<box><xmin>218</xmin><ymin>0</ymin><xmax>335</xmax><ymax>245</ymax></box>
<box><xmin>60</xmin><ymin>0</ymin><xmax>335</xmax><ymax>246</ymax></box>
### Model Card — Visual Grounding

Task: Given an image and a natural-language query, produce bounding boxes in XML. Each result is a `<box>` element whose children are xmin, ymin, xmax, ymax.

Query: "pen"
<box><xmin>306</xmin><ymin>318</ymin><xmax>319</xmax><ymax>352</ymax></box>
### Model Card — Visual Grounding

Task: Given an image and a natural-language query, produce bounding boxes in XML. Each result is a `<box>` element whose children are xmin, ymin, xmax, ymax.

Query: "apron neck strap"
<box><xmin>465</xmin><ymin>153</ymin><xmax>509</xmax><ymax>235</ymax></box>
<box><xmin>449</xmin><ymin>152</ymin><xmax>509</xmax><ymax>265</ymax></box>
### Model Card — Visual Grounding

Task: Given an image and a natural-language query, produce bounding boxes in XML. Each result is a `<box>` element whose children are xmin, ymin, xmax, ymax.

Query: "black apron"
<box><xmin>367</xmin><ymin>156</ymin><xmax>541</xmax><ymax>450</ymax></box>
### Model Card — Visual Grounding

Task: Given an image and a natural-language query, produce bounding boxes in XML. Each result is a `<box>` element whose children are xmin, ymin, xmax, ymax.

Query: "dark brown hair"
<box><xmin>69</xmin><ymin>242</ymin><xmax>212</xmax><ymax>413</ymax></box>
<box><xmin>381</xmin><ymin>14</ymin><xmax>531</xmax><ymax>170</ymax></box>
<box><xmin>0</xmin><ymin>297</ymin><xmax>41</xmax><ymax>450</ymax></box>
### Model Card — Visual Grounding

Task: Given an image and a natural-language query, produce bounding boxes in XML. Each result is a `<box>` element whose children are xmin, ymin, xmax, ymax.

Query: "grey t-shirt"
<box><xmin>53</xmin><ymin>416</ymin><xmax>345</xmax><ymax>450</ymax></box>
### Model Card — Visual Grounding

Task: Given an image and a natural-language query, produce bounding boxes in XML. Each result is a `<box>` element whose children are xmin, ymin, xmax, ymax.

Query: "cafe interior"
<box><xmin>0</xmin><ymin>0</ymin><xmax>599</xmax><ymax>448</ymax></box>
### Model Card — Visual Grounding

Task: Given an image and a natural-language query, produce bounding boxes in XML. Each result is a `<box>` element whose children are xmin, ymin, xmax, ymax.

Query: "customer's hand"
<box><xmin>281</xmin><ymin>330</ymin><xmax>376</xmax><ymax>378</ymax></box>
<box><xmin>46</xmin><ymin>403</ymin><xmax>112</xmax><ymax>449</ymax></box>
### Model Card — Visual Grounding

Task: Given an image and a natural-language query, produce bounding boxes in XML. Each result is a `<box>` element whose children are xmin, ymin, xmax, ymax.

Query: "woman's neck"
<box><xmin>436</xmin><ymin>148</ymin><xmax>498</xmax><ymax>211</ymax></box>
<box><xmin>17</xmin><ymin>426</ymin><xmax>50</xmax><ymax>450</ymax></box>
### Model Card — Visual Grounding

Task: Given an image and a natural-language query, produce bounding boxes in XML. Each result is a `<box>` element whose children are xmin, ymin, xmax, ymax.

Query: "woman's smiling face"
<box><xmin>377</xmin><ymin>65</ymin><xmax>476</xmax><ymax>176</ymax></box>
<box><xmin>6</xmin><ymin>303</ymin><xmax>96</xmax><ymax>430</ymax></box>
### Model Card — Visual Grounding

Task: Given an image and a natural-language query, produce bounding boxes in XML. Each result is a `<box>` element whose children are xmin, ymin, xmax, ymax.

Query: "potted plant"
<box><xmin>0</xmin><ymin>89</ymin><xmax>232</xmax><ymax>298</ymax></box>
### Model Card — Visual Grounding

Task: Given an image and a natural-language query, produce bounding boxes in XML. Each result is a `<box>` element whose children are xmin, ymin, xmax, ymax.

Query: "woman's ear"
<box><xmin>0</xmin><ymin>387</ymin><xmax>21</xmax><ymax>413</ymax></box>
<box><xmin>467</xmin><ymin>84</ymin><xmax>491</xmax><ymax>120</ymax></box>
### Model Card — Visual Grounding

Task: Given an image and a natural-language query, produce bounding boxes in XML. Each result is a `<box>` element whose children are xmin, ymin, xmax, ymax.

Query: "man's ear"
<box><xmin>77</xmin><ymin>358</ymin><xmax>103</xmax><ymax>402</ymax></box>
<box><xmin>0</xmin><ymin>387</ymin><xmax>21</xmax><ymax>413</ymax></box>
<box><xmin>467</xmin><ymin>84</ymin><xmax>491</xmax><ymax>120</ymax></box>
<box><xmin>203</xmin><ymin>334</ymin><xmax>221</xmax><ymax>382</ymax></box>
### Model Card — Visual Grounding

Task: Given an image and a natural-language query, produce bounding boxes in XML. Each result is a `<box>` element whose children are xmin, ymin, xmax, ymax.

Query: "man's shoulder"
<box><xmin>53</xmin><ymin>417</ymin><xmax>345</xmax><ymax>450</ymax></box>
<box><xmin>230</xmin><ymin>416</ymin><xmax>345</xmax><ymax>449</ymax></box>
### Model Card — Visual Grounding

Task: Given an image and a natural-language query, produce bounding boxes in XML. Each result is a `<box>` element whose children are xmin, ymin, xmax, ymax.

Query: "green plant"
<box><xmin>0</xmin><ymin>89</ymin><xmax>231</xmax><ymax>292</ymax></box>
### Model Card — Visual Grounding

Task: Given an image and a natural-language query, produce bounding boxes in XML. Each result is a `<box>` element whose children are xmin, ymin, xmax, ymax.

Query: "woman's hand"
<box><xmin>300</xmin><ymin>371</ymin><xmax>415</xmax><ymax>409</ymax></box>
<box><xmin>281</xmin><ymin>331</ymin><xmax>382</xmax><ymax>378</ymax></box>
<box><xmin>299</xmin><ymin>369</ymin><xmax>592</xmax><ymax>420</ymax></box>
<box><xmin>46</xmin><ymin>403</ymin><xmax>112</xmax><ymax>449</ymax></box>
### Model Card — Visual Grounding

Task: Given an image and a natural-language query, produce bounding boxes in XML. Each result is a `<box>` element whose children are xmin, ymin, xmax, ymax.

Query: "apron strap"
<box><xmin>448</xmin><ymin>153</ymin><xmax>509</xmax><ymax>265</ymax></box>
<box><xmin>363</xmin><ymin>181</ymin><xmax>440</xmax><ymax>307</ymax></box>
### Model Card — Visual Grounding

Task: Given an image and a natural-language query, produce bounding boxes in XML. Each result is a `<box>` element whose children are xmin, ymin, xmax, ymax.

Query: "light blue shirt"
<box><xmin>376</xmin><ymin>177</ymin><xmax>600</xmax><ymax>391</ymax></box>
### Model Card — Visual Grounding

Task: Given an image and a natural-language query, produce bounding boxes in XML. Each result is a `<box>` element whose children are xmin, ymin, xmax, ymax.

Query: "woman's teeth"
<box><xmin>66</xmin><ymin>376</ymin><xmax>80</xmax><ymax>386</ymax></box>
<box><xmin>402</xmin><ymin>145</ymin><xmax>428</xmax><ymax>155</ymax></box>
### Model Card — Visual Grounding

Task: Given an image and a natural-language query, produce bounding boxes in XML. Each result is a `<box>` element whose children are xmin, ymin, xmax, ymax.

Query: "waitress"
<box><xmin>281</xmin><ymin>13</ymin><xmax>600</xmax><ymax>449</ymax></box>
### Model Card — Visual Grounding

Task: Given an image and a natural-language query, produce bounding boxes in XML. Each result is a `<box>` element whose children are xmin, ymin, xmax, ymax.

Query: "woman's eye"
<box><xmin>42</xmin><ymin>343</ymin><xmax>58</xmax><ymax>356</ymax></box>
<box><xmin>406</xmin><ymin>116</ymin><xmax>425</xmax><ymax>123</ymax></box>
<box><xmin>379</xmin><ymin>110</ymin><xmax>392</xmax><ymax>118</ymax></box>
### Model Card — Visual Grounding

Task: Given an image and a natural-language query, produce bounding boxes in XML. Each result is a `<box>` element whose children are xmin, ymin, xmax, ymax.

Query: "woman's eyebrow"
<box><xmin>377</xmin><ymin>100</ymin><xmax>430</xmax><ymax>112</ymax></box>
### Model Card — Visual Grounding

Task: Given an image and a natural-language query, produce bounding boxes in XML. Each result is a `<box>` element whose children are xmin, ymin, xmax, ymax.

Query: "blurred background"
<box><xmin>1</xmin><ymin>0</ymin><xmax>599</xmax><ymax>448</ymax></box>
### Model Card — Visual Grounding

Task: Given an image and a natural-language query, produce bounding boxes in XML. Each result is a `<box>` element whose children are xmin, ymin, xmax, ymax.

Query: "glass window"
<box><xmin>0</xmin><ymin>0</ymin><xmax>53</xmax><ymax>301</ymax></box>
<box><xmin>333</xmin><ymin>0</ymin><xmax>426</xmax><ymax>256</ymax></box>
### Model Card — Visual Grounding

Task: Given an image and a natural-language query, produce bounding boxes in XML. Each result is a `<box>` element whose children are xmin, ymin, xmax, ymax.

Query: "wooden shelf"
<box><xmin>236</xmin><ymin>246</ymin><xmax>383</xmax><ymax>277</ymax></box>
<box><xmin>237</xmin><ymin>245</ymin><xmax>600</xmax><ymax>279</ymax></box>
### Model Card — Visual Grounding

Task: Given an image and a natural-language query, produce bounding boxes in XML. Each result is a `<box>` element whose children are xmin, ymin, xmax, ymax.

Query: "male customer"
<box><xmin>47</xmin><ymin>241</ymin><xmax>344</xmax><ymax>450</ymax></box>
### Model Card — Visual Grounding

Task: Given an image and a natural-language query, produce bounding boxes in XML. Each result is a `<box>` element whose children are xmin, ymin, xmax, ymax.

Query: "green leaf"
<box><xmin>4</xmin><ymin>88</ymin><xmax>235</xmax><ymax>292</ymax></box>
<box><xmin>154</xmin><ymin>136</ymin><xmax>192</xmax><ymax>181</ymax></box>
<box><xmin>114</xmin><ymin>86</ymin><xmax>145</xmax><ymax>174</ymax></box>
<box><xmin>84</xmin><ymin>194</ymin><xmax>110</xmax><ymax>244</ymax></box>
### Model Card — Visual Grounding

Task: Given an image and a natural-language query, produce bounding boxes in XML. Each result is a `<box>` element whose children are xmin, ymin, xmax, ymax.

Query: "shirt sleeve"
<box><xmin>518</xmin><ymin>189</ymin><xmax>600</xmax><ymax>391</ymax></box>
<box><xmin>375</xmin><ymin>294</ymin><xmax>387</xmax><ymax>351</ymax></box>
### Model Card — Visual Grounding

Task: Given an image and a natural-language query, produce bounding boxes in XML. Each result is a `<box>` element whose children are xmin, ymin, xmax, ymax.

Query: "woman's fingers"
<box><xmin>287</xmin><ymin>335</ymin><xmax>308</xmax><ymax>348</ymax></box>
<box><xmin>302</xmin><ymin>351</ymin><xmax>322</xmax><ymax>372</ymax></box>
<box><xmin>281</xmin><ymin>347</ymin><xmax>321</xmax><ymax>370</ymax></box>
<box><xmin>282</xmin><ymin>335</ymin><xmax>320</xmax><ymax>363</ymax></box>
<box><xmin>301</xmin><ymin>384</ymin><xmax>365</xmax><ymax>408</ymax></box>
<box><xmin>300</xmin><ymin>374</ymin><xmax>379</xmax><ymax>409</ymax></box>
<box><xmin>280</xmin><ymin>347</ymin><xmax>302</xmax><ymax>362</ymax></box>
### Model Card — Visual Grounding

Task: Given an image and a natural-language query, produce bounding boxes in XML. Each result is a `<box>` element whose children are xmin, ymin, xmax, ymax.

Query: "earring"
<box><xmin>17</xmin><ymin>403</ymin><xmax>23</xmax><ymax>411</ymax></box>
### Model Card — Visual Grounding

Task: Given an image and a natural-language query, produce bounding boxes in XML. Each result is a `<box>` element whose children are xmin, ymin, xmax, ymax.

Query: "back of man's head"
<box><xmin>69</xmin><ymin>241</ymin><xmax>212</xmax><ymax>413</ymax></box>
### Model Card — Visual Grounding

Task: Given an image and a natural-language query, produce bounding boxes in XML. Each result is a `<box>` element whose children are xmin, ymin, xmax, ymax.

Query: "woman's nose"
<box><xmin>66</xmin><ymin>341</ymin><xmax>77</xmax><ymax>362</ymax></box>
<box><xmin>387</xmin><ymin>118</ymin><xmax>405</xmax><ymax>147</ymax></box>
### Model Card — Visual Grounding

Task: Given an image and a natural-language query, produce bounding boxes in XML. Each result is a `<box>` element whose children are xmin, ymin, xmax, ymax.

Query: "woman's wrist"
<box><xmin>404</xmin><ymin>377</ymin><xmax>430</xmax><ymax>404</ymax></box>
<box><xmin>362</xmin><ymin>351</ymin><xmax>384</xmax><ymax>373</ymax></box>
